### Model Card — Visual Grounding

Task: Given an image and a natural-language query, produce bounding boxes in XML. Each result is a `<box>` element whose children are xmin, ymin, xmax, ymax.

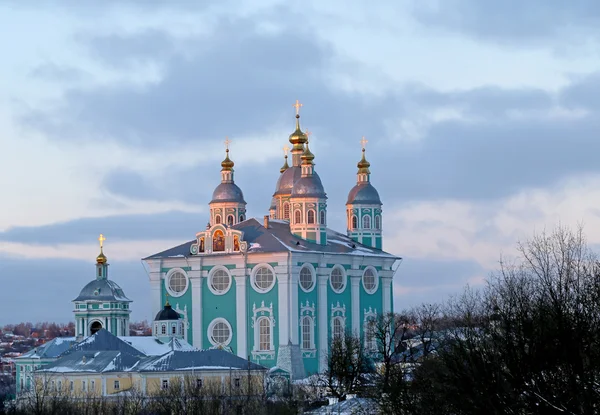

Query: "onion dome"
<box><xmin>73</xmin><ymin>279</ymin><xmax>131</xmax><ymax>302</ymax></box>
<box><xmin>291</xmin><ymin>173</ymin><xmax>327</xmax><ymax>198</ymax></box>
<box><xmin>280</xmin><ymin>154</ymin><xmax>289</xmax><ymax>173</ymax></box>
<box><xmin>301</xmin><ymin>140</ymin><xmax>315</xmax><ymax>165</ymax></box>
<box><xmin>357</xmin><ymin>148</ymin><xmax>370</xmax><ymax>174</ymax></box>
<box><xmin>221</xmin><ymin>148</ymin><xmax>234</xmax><ymax>171</ymax></box>
<box><xmin>273</xmin><ymin>166</ymin><xmax>302</xmax><ymax>196</ymax></box>
<box><xmin>96</xmin><ymin>249</ymin><xmax>107</xmax><ymax>265</ymax></box>
<box><xmin>289</xmin><ymin>114</ymin><xmax>308</xmax><ymax>149</ymax></box>
<box><xmin>211</xmin><ymin>183</ymin><xmax>246</xmax><ymax>203</ymax></box>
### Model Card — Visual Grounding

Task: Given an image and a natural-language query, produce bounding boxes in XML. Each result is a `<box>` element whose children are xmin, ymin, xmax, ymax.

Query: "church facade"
<box><xmin>143</xmin><ymin>102</ymin><xmax>401</xmax><ymax>378</ymax></box>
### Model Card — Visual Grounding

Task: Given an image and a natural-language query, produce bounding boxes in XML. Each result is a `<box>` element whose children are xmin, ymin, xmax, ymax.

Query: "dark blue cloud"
<box><xmin>0</xmin><ymin>211</ymin><xmax>200</xmax><ymax>245</ymax></box>
<box><xmin>0</xmin><ymin>257</ymin><xmax>151</xmax><ymax>325</ymax></box>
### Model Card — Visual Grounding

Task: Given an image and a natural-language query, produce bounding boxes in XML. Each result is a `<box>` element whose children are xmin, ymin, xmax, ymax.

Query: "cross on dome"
<box><xmin>360</xmin><ymin>136</ymin><xmax>368</xmax><ymax>150</ymax></box>
<box><xmin>224</xmin><ymin>137</ymin><xmax>231</xmax><ymax>151</ymax></box>
<box><xmin>98</xmin><ymin>234</ymin><xmax>106</xmax><ymax>249</ymax></box>
<box><xmin>293</xmin><ymin>99</ymin><xmax>303</xmax><ymax>116</ymax></box>
<box><xmin>283</xmin><ymin>145</ymin><xmax>290</xmax><ymax>156</ymax></box>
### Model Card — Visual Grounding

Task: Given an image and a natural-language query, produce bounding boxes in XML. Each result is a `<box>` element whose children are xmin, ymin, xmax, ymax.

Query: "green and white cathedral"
<box><xmin>143</xmin><ymin>103</ymin><xmax>401</xmax><ymax>378</ymax></box>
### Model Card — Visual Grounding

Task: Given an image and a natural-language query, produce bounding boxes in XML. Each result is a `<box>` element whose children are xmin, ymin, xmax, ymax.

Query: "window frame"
<box><xmin>294</xmin><ymin>209</ymin><xmax>302</xmax><ymax>224</ymax></box>
<box><xmin>362</xmin><ymin>215</ymin><xmax>371</xmax><ymax>229</ymax></box>
<box><xmin>227</xmin><ymin>215</ymin><xmax>234</xmax><ymax>226</ymax></box>
<box><xmin>320</xmin><ymin>210</ymin><xmax>326</xmax><ymax>225</ymax></box>
<box><xmin>208</xmin><ymin>266</ymin><xmax>232</xmax><ymax>295</ymax></box>
<box><xmin>329</xmin><ymin>265</ymin><xmax>347</xmax><ymax>293</ymax></box>
<box><xmin>332</xmin><ymin>316</ymin><xmax>345</xmax><ymax>340</ymax></box>
<box><xmin>351</xmin><ymin>215</ymin><xmax>358</xmax><ymax>229</ymax></box>
<box><xmin>257</xmin><ymin>316</ymin><xmax>273</xmax><ymax>351</ymax></box>
<box><xmin>307</xmin><ymin>209</ymin><xmax>315</xmax><ymax>224</ymax></box>
<box><xmin>299</xmin><ymin>264</ymin><xmax>316</xmax><ymax>293</ymax></box>
<box><xmin>375</xmin><ymin>214</ymin><xmax>381</xmax><ymax>230</ymax></box>
<box><xmin>207</xmin><ymin>318</ymin><xmax>233</xmax><ymax>347</ymax></box>
<box><xmin>165</xmin><ymin>268</ymin><xmax>189</xmax><ymax>298</ymax></box>
<box><xmin>283</xmin><ymin>203</ymin><xmax>290</xmax><ymax>220</ymax></box>
<box><xmin>301</xmin><ymin>316</ymin><xmax>315</xmax><ymax>350</ymax></box>
<box><xmin>362</xmin><ymin>266</ymin><xmax>379</xmax><ymax>294</ymax></box>
<box><xmin>251</xmin><ymin>264</ymin><xmax>277</xmax><ymax>294</ymax></box>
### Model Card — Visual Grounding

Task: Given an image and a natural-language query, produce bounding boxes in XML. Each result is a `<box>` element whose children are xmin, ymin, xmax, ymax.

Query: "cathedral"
<box><xmin>143</xmin><ymin>101</ymin><xmax>401</xmax><ymax>378</ymax></box>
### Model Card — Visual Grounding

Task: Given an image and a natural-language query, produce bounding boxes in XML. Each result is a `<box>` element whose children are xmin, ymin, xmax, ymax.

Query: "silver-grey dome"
<box><xmin>291</xmin><ymin>173</ymin><xmax>327</xmax><ymax>198</ymax></box>
<box><xmin>273</xmin><ymin>166</ymin><xmax>302</xmax><ymax>196</ymax></box>
<box><xmin>210</xmin><ymin>183</ymin><xmax>246</xmax><ymax>204</ymax></box>
<box><xmin>347</xmin><ymin>183</ymin><xmax>382</xmax><ymax>205</ymax></box>
<box><xmin>269</xmin><ymin>197</ymin><xmax>277</xmax><ymax>210</ymax></box>
<box><xmin>73</xmin><ymin>279</ymin><xmax>131</xmax><ymax>302</ymax></box>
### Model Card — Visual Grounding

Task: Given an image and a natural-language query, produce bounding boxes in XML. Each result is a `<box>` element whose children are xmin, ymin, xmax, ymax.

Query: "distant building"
<box><xmin>142</xmin><ymin>102</ymin><xmax>401</xmax><ymax>380</ymax></box>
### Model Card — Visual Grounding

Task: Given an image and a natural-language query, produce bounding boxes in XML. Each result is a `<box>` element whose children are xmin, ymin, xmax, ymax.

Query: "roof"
<box><xmin>290</xmin><ymin>173</ymin><xmax>327</xmax><ymax>198</ymax></box>
<box><xmin>154</xmin><ymin>304</ymin><xmax>181</xmax><ymax>321</ymax></box>
<box><xmin>137</xmin><ymin>349</ymin><xmax>267</xmax><ymax>372</ymax></box>
<box><xmin>38</xmin><ymin>350</ymin><xmax>140</xmax><ymax>374</ymax></box>
<box><xmin>73</xmin><ymin>279</ymin><xmax>131</xmax><ymax>302</ymax></box>
<box><xmin>273</xmin><ymin>166</ymin><xmax>302</xmax><ymax>196</ymax></box>
<box><xmin>17</xmin><ymin>337</ymin><xmax>77</xmax><ymax>360</ymax></box>
<box><xmin>145</xmin><ymin>218</ymin><xmax>400</xmax><ymax>260</ymax></box>
<box><xmin>346</xmin><ymin>182</ymin><xmax>382</xmax><ymax>205</ymax></box>
<box><xmin>210</xmin><ymin>182</ymin><xmax>246</xmax><ymax>204</ymax></box>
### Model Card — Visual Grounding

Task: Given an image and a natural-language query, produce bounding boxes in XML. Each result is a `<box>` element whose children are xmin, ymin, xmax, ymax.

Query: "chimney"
<box><xmin>263</xmin><ymin>215</ymin><xmax>269</xmax><ymax>229</ymax></box>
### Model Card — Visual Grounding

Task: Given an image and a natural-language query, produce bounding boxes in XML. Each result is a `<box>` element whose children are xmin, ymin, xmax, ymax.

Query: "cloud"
<box><xmin>29</xmin><ymin>63</ymin><xmax>87</xmax><ymax>82</ymax></box>
<box><xmin>411</xmin><ymin>0</ymin><xmax>600</xmax><ymax>47</ymax></box>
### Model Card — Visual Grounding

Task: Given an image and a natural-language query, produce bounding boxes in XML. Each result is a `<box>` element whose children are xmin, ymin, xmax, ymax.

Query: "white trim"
<box><xmin>317</xmin><ymin>274</ymin><xmax>328</xmax><ymax>372</ymax></box>
<box><xmin>351</xmin><ymin>276</ymin><xmax>360</xmax><ymax>335</ymax></box>
<box><xmin>165</xmin><ymin>268</ymin><xmax>189</xmax><ymax>298</ymax></box>
<box><xmin>191</xmin><ymin>276</ymin><xmax>202</xmax><ymax>348</ymax></box>
<box><xmin>207</xmin><ymin>318</ymin><xmax>233</xmax><ymax>347</ymax></box>
<box><xmin>299</xmin><ymin>263</ymin><xmax>316</xmax><ymax>293</ymax></box>
<box><xmin>329</xmin><ymin>265</ymin><xmax>347</xmax><ymax>293</ymax></box>
<box><xmin>382</xmin><ymin>277</ymin><xmax>392</xmax><ymax>314</ymax></box>
<box><xmin>361</xmin><ymin>266</ymin><xmax>379</xmax><ymax>294</ymax></box>
<box><xmin>250</xmin><ymin>263</ymin><xmax>277</xmax><ymax>294</ymax></box>
<box><xmin>207</xmin><ymin>265</ymin><xmax>232</xmax><ymax>295</ymax></box>
<box><xmin>235</xmin><ymin>275</ymin><xmax>247</xmax><ymax>359</ymax></box>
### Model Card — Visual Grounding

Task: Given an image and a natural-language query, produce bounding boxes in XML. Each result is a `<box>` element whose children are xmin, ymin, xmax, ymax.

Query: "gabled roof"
<box><xmin>62</xmin><ymin>329</ymin><xmax>144</xmax><ymax>357</ymax></box>
<box><xmin>38</xmin><ymin>350</ymin><xmax>140</xmax><ymax>374</ymax></box>
<box><xmin>145</xmin><ymin>218</ymin><xmax>400</xmax><ymax>260</ymax></box>
<box><xmin>17</xmin><ymin>337</ymin><xmax>77</xmax><ymax>360</ymax></box>
<box><xmin>136</xmin><ymin>349</ymin><xmax>267</xmax><ymax>372</ymax></box>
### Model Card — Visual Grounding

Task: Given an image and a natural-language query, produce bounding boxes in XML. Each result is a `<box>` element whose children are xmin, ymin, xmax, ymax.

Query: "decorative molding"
<box><xmin>300</xmin><ymin>300</ymin><xmax>315</xmax><ymax>318</ymax></box>
<box><xmin>363</xmin><ymin>306</ymin><xmax>377</xmax><ymax>322</ymax></box>
<box><xmin>251</xmin><ymin>301</ymin><xmax>276</xmax><ymax>328</ymax></box>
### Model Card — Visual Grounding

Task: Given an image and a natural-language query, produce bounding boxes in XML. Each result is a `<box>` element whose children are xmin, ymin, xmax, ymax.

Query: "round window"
<box><xmin>166</xmin><ymin>270</ymin><xmax>188</xmax><ymax>297</ymax></box>
<box><xmin>253</xmin><ymin>266</ymin><xmax>275</xmax><ymax>293</ymax></box>
<box><xmin>299</xmin><ymin>266</ymin><xmax>314</xmax><ymax>292</ymax></box>
<box><xmin>208</xmin><ymin>319</ymin><xmax>232</xmax><ymax>346</ymax></box>
<box><xmin>330</xmin><ymin>267</ymin><xmax>346</xmax><ymax>293</ymax></box>
<box><xmin>209</xmin><ymin>269</ymin><xmax>231</xmax><ymax>295</ymax></box>
<box><xmin>362</xmin><ymin>268</ymin><xmax>378</xmax><ymax>294</ymax></box>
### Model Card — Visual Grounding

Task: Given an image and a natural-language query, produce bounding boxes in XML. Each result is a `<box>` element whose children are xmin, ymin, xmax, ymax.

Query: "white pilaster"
<box><xmin>107</xmin><ymin>318</ymin><xmax>111</xmax><ymax>333</ymax></box>
<box><xmin>317</xmin><ymin>273</ymin><xmax>328</xmax><ymax>372</ymax></box>
<box><xmin>277</xmin><ymin>273</ymin><xmax>290</xmax><ymax>345</ymax></box>
<box><xmin>150</xmin><ymin>277</ymin><xmax>162</xmax><ymax>319</ymax></box>
<box><xmin>290</xmin><ymin>269</ymin><xmax>299</xmax><ymax>344</ymax></box>
<box><xmin>382</xmin><ymin>277</ymin><xmax>393</xmax><ymax>314</ymax></box>
<box><xmin>234</xmin><ymin>272</ymin><xmax>247</xmax><ymax>358</ymax></box>
<box><xmin>350</xmin><ymin>276</ymin><xmax>361</xmax><ymax>336</ymax></box>
<box><xmin>190</xmin><ymin>271</ymin><xmax>202</xmax><ymax>349</ymax></box>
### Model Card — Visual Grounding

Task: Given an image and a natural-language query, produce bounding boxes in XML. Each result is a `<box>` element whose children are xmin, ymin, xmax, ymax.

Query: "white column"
<box><xmin>277</xmin><ymin>274</ymin><xmax>290</xmax><ymax>345</ymax></box>
<box><xmin>234</xmin><ymin>272</ymin><xmax>247</xmax><ymax>358</ymax></box>
<box><xmin>116</xmin><ymin>318</ymin><xmax>120</xmax><ymax>337</ymax></box>
<box><xmin>107</xmin><ymin>317</ymin><xmax>111</xmax><ymax>333</ymax></box>
<box><xmin>190</xmin><ymin>273</ymin><xmax>202</xmax><ymax>349</ymax></box>
<box><xmin>317</xmin><ymin>274</ymin><xmax>328</xmax><ymax>372</ymax></box>
<box><xmin>290</xmin><ymin>270</ymin><xmax>299</xmax><ymax>344</ymax></box>
<box><xmin>150</xmin><ymin>277</ymin><xmax>162</xmax><ymax>318</ymax></box>
<box><xmin>350</xmin><ymin>275</ymin><xmax>361</xmax><ymax>336</ymax></box>
<box><xmin>382</xmin><ymin>277</ymin><xmax>393</xmax><ymax>314</ymax></box>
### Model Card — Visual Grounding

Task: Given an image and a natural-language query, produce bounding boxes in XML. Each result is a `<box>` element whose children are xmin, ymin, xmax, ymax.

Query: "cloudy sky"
<box><xmin>1</xmin><ymin>0</ymin><xmax>600</xmax><ymax>324</ymax></box>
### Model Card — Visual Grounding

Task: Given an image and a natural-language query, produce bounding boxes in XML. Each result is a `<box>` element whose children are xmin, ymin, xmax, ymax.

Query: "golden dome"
<box><xmin>289</xmin><ymin>115</ymin><xmax>308</xmax><ymax>147</ymax></box>
<box><xmin>96</xmin><ymin>248</ymin><xmax>107</xmax><ymax>264</ymax></box>
<box><xmin>280</xmin><ymin>155</ymin><xmax>289</xmax><ymax>173</ymax></box>
<box><xmin>301</xmin><ymin>140</ymin><xmax>315</xmax><ymax>165</ymax></box>
<box><xmin>221</xmin><ymin>149</ymin><xmax>234</xmax><ymax>171</ymax></box>
<box><xmin>357</xmin><ymin>148</ymin><xmax>370</xmax><ymax>174</ymax></box>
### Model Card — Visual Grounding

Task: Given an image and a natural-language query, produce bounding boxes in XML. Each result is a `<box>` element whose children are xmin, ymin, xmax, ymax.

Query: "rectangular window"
<box><xmin>57</xmin><ymin>381</ymin><xmax>62</xmax><ymax>391</ymax></box>
<box><xmin>82</xmin><ymin>381</ymin><xmax>86</xmax><ymax>392</ymax></box>
<box><xmin>70</xmin><ymin>381</ymin><xmax>74</xmax><ymax>391</ymax></box>
<box><xmin>91</xmin><ymin>380</ymin><xmax>95</xmax><ymax>391</ymax></box>
<box><xmin>114</xmin><ymin>380</ymin><xmax>119</xmax><ymax>390</ymax></box>
<box><xmin>172</xmin><ymin>325</ymin><xmax>176</xmax><ymax>335</ymax></box>
<box><xmin>234</xmin><ymin>378</ymin><xmax>240</xmax><ymax>388</ymax></box>
<box><xmin>161</xmin><ymin>379</ymin><xmax>169</xmax><ymax>390</ymax></box>
<box><xmin>302</xmin><ymin>317</ymin><xmax>312</xmax><ymax>349</ymax></box>
<box><xmin>51</xmin><ymin>381</ymin><xmax>55</xmax><ymax>391</ymax></box>
<box><xmin>196</xmin><ymin>378</ymin><xmax>203</xmax><ymax>388</ymax></box>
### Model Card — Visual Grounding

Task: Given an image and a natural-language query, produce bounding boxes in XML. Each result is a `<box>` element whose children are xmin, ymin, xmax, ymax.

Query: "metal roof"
<box><xmin>73</xmin><ymin>279</ymin><xmax>131</xmax><ymax>302</ymax></box>
<box><xmin>145</xmin><ymin>218</ymin><xmax>400</xmax><ymax>260</ymax></box>
<box><xmin>137</xmin><ymin>349</ymin><xmax>267</xmax><ymax>372</ymax></box>
<box><xmin>17</xmin><ymin>337</ymin><xmax>77</xmax><ymax>360</ymax></box>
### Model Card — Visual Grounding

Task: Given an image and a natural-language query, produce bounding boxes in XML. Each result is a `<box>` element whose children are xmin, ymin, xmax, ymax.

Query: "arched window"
<box><xmin>302</xmin><ymin>316</ymin><xmax>313</xmax><ymax>349</ymax></box>
<box><xmin>215</xmin><ymin>215</ymin><xmax>221</xmax><ymax>224</ymax></box>
<box><xmin>375</xmin><ymin>215</ymin><xmax>381</xmax><ymax>230</ymax></box>
<box><xmin>227</xmin><ymin>215</ymin><xmax>234</xmax><ymax>226</ymax></box>
<box><xmin>351</xmin><ymin>215</ymin><xmax>358</xmax><ymax>229</ymax></box>
<box><xmin>283</xmin><ymin>203</ymin><xmax>290</xmax><ymax>220</ymax></box>
<box><xmin>233</xmin><ymin>235</ymin><xmax>240</xmax><ymax>251</ymax></box>
<box><xmin>307</xmin><ymin>210</ymin><xmax>315</xmax><ymax>224</ymax></box>
<box><xmin>320</xmin><ymin>210</ymin><xmax>326</xmax><ymax>225</ymax></box>
<box><xmin>258</xmin><ymin>318</ymin><xmax>271</xmax><ymax>351</ymax></box>
<box><xmin>213</xmin><ymin>230</ymin><xmax>225</xmax><ymax>252</ymax></box>
<box><xmin>171</xmin><ymin>325</ymin><xmax>176</xmax><ymax>335</ymax></box>
<box><xmin>199</xmin><ymin>237</ymin><xmax>205</xmax><ymax>252</ymax></box>
<box><xmin>333</xmin><ymin>317</ymin><xmax>344</xmax><ymax>340</ymax></box>
<box><xmin>294</xmin><ymin>210</ymin><xmax>302</xmax><ymax>224</ymax></box>
<box><xmin>161</xmin><ymin>324</ymin><xmax>166</xmax><ymax>335</ymax></box>
<box><xmin>364</xmin><ymin>318</ymin><xmax>377</xmax><ymax>351</ymax></box>
<box><xmin>239</xmin><ymin>214</ymin><xmax>245</xmax><ymax>222</ymax></box>
<box><xmin>363</xmin><ymin>215</ymin><xmax>371</xmax><ymax>229</ymax></box>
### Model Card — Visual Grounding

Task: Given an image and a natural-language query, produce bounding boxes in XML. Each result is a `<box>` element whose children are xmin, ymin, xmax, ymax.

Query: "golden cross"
<box><xmin>360</xmin><ymin>136</ymin><xmax>368</xmax><ymax>150</ymax></box>
<box><xmin>224</xmin><ymin>137</ymin><xmax>231</xmax><ymax>151</ymax></box>
<box><xmin>283</xmin><ymin>145</ymin><xmax>290</xmax><ymax>156</ymax></box>
<box><xmin>306</xmin><ymin>130</ymin><xmax>312</xmax><ymax>143</ymax></box>
<box><xmin>98</xmin><ymin>234</ymin><xmax>106</xmax><ymax>249</ymax></box>
<box><xmin>292</xmin><ymin>99</ymin><xmax>303</xmax><ymax>116</ymax></box>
